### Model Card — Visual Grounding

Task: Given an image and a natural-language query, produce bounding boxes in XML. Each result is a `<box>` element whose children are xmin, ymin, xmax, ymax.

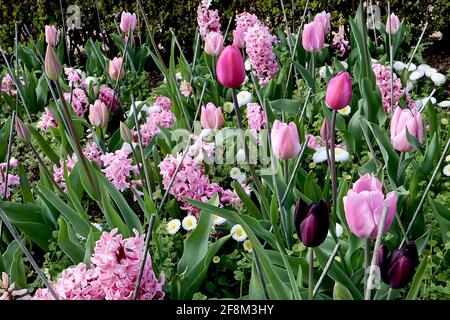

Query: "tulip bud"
<box><xmin>204</xmin><ymin>31</ymin><xmax>224</xmax><ymax>56</ymax></box>
<box><xmin>302</xmin><ymin>21</ymin><xmax>325</xmax><ymax>52</ymax></box>
<box><xmin>233</xmin><ymin>30</ymin><xmax>246</xmax><ymax>48</ymax></box>
<box><xmin>313</xmin><ymin>11</ymin><xmax>331</xmax><ymax>34</ymax></box>
<box><xmin>45</xmin><ymin>44</ymin><xmax>62</xmax><ymax>81</ymax></box>
<box><xmin>88</xmin><ymin>100</ymin><xmax>109</xmax><ymax>128</ymax></box>
<box><xmin>294</xmin><ymin>198</ymin><xmax>330</xmax><ymax>247</ymax></box>
<box><xmin>271</xmin><ymin>120</ymin><xmax>301</xmax><ymax>160</ymax></box>
<box><xmin>120</xmin><ymin>12</ymin><xmax>137</xmax><ymax>33</ymax></box>
<box><xmin>386</xmin><ymin>13</ymin><xmax>400</xmax><ymax>35</ymax></box>
<box><xmin>320</xmin><ymin>118</ymin><xmax>331</xmax><ymax>143</ymax></box>
<box><xmin>326</xmin><ymin>71</ymin><xmax>352</xmax><ymax>110</ymax></box>
<box><xmin>216</xmin><ymin>45</ymin><xmax>246</xmax><ymax>89</ymax></box>
<box><xmin>45</xmin><ymin>25</ymin><xmax>59</xmax><ymax>46</ymax></box>
<box><xmin>15</xmin><ymin>117</ymin><xmax>31</xmax><ymax>142</ymax></box>
<box><xmin>200</xmin><ymin>102</ymin><xmax>224</xmax><ymax>130</ymax></box>
<box><xmin>120</xmin><ymin>121</ymin><xmax>133</xmax><ymax>143</ymax></box>
<box><xmin>385</xmin><ymin>242</ymin><xmax>419</xmax><ymax>289</ymax></box>
<box><xmin>390</xmin><ymin>107</ymin><xmax>423</xmax><ymax>152</ymax></box>
<box><xmin>109</xmin><ymin>57</ymin><xmax>125</xmax><ymax>81</ymax></box>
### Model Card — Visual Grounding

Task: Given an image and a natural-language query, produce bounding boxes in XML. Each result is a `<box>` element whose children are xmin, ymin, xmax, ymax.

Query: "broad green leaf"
<box><xmin>233</xmin><ymin>181</ymin><xmax>262</xmax><ymax>219</ymax></box>
<box><xmin>58</xmin><ymin>218</ymin><xmax>85</xmax><ymax>263</ymax></box>
<box><xmin>406</xmin><ymin>254</ymin><xmax>428</xmax><ymax>300</ymax></box>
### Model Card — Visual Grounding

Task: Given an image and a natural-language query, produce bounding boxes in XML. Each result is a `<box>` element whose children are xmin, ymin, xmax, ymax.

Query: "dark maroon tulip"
<box><xmin>294</xmin><ymin>198</ymin><xmax>330</xmax><ymax>247</ymax></box>
<box><xmin>375</xmin><ymin>244</ymin><xmax>390</xmax><ymax>285</ymax></box>
<box><xmin>385</xmin><ymin>242</ymin><xmax>419</xmax><ymax>289</ymax></box>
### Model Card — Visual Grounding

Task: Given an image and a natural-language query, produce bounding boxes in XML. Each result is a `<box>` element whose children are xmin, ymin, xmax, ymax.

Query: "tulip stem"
<box><xmin>365</xmin><ymin>206</ymin><xmax>389</xmax><ymax>300</ymax></box>
<box><xmin>0</xmin><ymin>208</ymin><xmax>59</xmax><ymax>300</ymax></box>
<box><xmin>386</xmin><ymin>288</ymin><xmax>393</xmax><ymax>300</ymax></box>
<box><xmin>329</xmin><ymin>109</ymin><xmax>338</xmax><ymax>237</ymax></box>
<box><xmin>364</xmin><ymin>239</ymin><xmax>370</xmax><ymax>294</ymax></box>
<box><xmin>388</xmin><ymin>1</ymin><xmax>394</xmax><ymax>114</ymax></box>
<box><xmin>308</xmin><ymin>247</ymin><xmax>314</xmax><ymax>300</ymax></box>
<box><xmin>313</xmin><ymin>242</ymin><xmax>341</xmax><ymax>298</ymax></box>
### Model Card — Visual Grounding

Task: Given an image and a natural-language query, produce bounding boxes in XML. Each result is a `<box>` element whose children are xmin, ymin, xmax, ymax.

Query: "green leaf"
<box><xmin>58</xmin><ymin>218</ymin><xmax>85</xmax><ymax>263</ymax></box>
<box><xmin>429</xmin><ymin>199</ymin><xmax>450</xmax><ymax>242</ymax></box>
<box><xmin>98</xmin><ymin>183</ymin><xmax>129</xmax><ymax>237</ymax></box>
<box><xmin>270</xmin><ymin>99</ymin><xmax>300</xmax><ymax>114</ymax></box>
<box><xmin>420</xmin><ymin>133</ymin><xmax>438</xmax><ymax>176</ymax></box>
<box><xmin>294</xmin><ymin>62</ymin><xmax>316</xmax><ymax>92</ymax></box>
<box><xmin>18</xmin><ymin>165</ymin><xmax>33</xmax><ymax>203</ymax></box>
<box><xmin>28</xmin><ymin>126</ymin><xmax>60</xmax><ymax>164</ymax></box>
<box><xmin>333</xmin><ymin>282</ymin><xmax>354</xmax><ymax>300</ymax></box>
<box><xmin>405</xmin><ymin>254</ymin><xmax>429</xmax><ymax>300</ymax></box>
<box><xmin>232</xmin><ymin>181</ymin><xmax>262</xmax><ymax>219</ymax></box>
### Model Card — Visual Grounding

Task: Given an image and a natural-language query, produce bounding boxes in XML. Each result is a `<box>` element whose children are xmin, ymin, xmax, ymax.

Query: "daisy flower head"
<box><xmin>236</xmin><ymin>90</ymin><xmax>252</xmax><ymax>107</ymax></box>
<box><xmin>312</xmin><ymin>147</ymin><xmax>349</xmax><ymax>164</ymax></box>
<box><xmin>431</xmin><ymin>73</ymin><xmax>446</xmax><ymax>86</ymax></box>
<box><xmin>230</xmin><ymin>224</ymin><xmax>247</xmax><ymax>242</ymax></box>
<box><xmin>443</xmin><ymin>164</ymin><xmax>450</xmax><ymax>177</ymax></box>
<box><xmin>425</xmin><ymin>68</ymin><xmax>437</xmax><ymax>78</ymax></box>
<box><xmin>243</xmin><ymin>240</ymin><xmax>253</xmax><ymax>252</ymax></box>
<box><xmin>182</xmin><ymin>215</ymin><xmax>198</xmax><ymax>231</ymax></box>
<box><xmin>335</xmin><ymin>147</ymin><xmax>350</xmax><ymax>162</ymax></box>
<box><xmin>213</xmin><ymin>215</ymin><xmax>227</xmax><ymax>226</ymax></box>
<box><xmin>223</xmin><ymin>102</ymin><xmax>234</xmax><ymax>113</ymax></box>
<box><xmin>167</xmin><ymin>219</ymin><xmax>181</xmax><ymax>235</ymax></box>
<box><xmin>230</xmin><ymin>167</ymin><xmax>242</xmax><ymax>180</ymax></box>
<box><xmin>338</xmin><ymin>105</ymin><xmax>351</xmax><ymax>116</ymax></box>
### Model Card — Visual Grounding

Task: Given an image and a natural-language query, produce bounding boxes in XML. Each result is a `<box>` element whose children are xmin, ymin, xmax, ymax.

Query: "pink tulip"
<box><xmin>386</xmin><ymin>13</ymin><xmax>400</xmax><ymax>35</ymax></box>
<box><xmin>120</xmin><ymin>12</ymin><xmax>137</xmax><ymax>33</ymax></box>
<box><xmin>204</xmin><ymin>31</ymin><xmax>224</xmax><ymax>56</ymax></box>
<box><xmin>302</xmin><ymin>21</ymin><xmax>325</xmax><ymax>52</ymax></box>
<box><xmin>271</xmin><ymin>120</ymin><xmax>301</xmax><ymax>160</ymax></box>
<box><xmin>313</xmin><ymin>11</ymin><xmax>331</xmax><ymax>34</ymax></box>
<box><xmin>216</xmin><ymin>45</ymin><xmax>246</xmax><ymax>89</ymax></box>
<box><xmin>45</xmin><ymin>44</ymin><xmax>62</xmax><ymax>81</ymax></box>
<box><xmin>108</xmin><ymin>57</ymin><xmax>125</xmax><ymax>81</ymax></box>
<box><xmin>200</xmin><ymin>102</ymin><xmax>224</xmax><ymax>130</ymax></box>
<box><xmin>45</xmin><ymin>25</ymin><xmax>59</xmax><ymax>46</ymax></box>
<box><xmin>390</xmin><ymin>107</ymin><xmax>423</xmax><ymax>152</ymax></box>
<box><xmin>343</xmin><ymin>173</ymin><xmax>397</xmax><ymax>239</ymax></box>
<box><xmin>89</xmin><ymin>100</ymin><xmax>109</xmax><ymax>128</ymax></box>
<box><xmin>232</xmin><ymin>29</ymin><xmax>246</xmax><ymax>48</ymax></box>
<box><xmin>326</xmin><ymin>71</ymin><xmax>352</xmax><ymax>110</ymax></box>
<box><xmin>320</xmin><ymin>118</ymin><xmax>331</xmax><ymax>143</ymax></box>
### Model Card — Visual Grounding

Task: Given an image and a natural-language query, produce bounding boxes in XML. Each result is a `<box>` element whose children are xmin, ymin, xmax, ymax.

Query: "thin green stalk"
<box><xmin>308</xmin><ymin>247</ymin><xmax>314</xmax><ymax>300</ymax></box>
<box><xmin>329</xmin><ymin>110</ymin><xmax>338</xmax><ymax>234</ymax></box>
<box><xmin>312</xmin><ymin>242</ymin><xmax>341</xmax><ymax>298</ymax></box>
<box><xmin>359</xmin><ymin>118</ymin><xmax>381</xmax><ymax>171</ymax></box>
<box><xmin>95</xmin><ymin>0</ymin><xmax>106</xmax><ymax>51</ymax></box>
<box><xmin>405</xmin><ymin>22</ymin><xmax>428</xmax><ymax>73</ymax></box>
<box><xmin>388</xmin><ymin>2</ymin><xmax>394</xmax><ymax>114</ymax></box>
<box><xmin>59</xmin><ymin>0</ymin><xmax>72</xmax><ymax>67</ymax></box>
<box><xmin>254</xmin><ymin>249</ymin><xmax>270</xmax><ymax>300</ymax></box>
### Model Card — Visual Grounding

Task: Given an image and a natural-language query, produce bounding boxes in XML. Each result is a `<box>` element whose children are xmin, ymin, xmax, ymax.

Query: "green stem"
<box><xmin>364</xmin><ymin>239</ymin><xmax>370</xmax><ymax>294</ymax></box>
<box><xmin>254</xmin><ymin>249</ymin><xmax>270</xmax><ymax>300</ymax></box>
<box><xmin>308</xmin><ymin>247</ymin><xmax>314</xmax><ymax>300</ymax></box>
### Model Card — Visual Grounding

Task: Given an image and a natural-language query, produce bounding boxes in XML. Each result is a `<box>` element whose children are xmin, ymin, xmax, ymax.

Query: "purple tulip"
<box><xmin>326</xmin><ymin>71</ymin><xmax>353</xmax><ymax>110</ymax></box>
<box><xmin>343</xmin><ymin>174</ymin><xmax>397</xmax><ymax>239</ymax></box>
<box><xmin>294</xmin><ymin>198</ymin><xmax>330</xmax><ymax>247</ymax></box>
<box><xmin>385</xmin><ymin>242</ymin><xmax>419</xmax><ymax>289</ymax></box>
<box><xmin>216</xmin><ymin>45</ymin><xmax>246</xmax><ymax>89</ymax></box>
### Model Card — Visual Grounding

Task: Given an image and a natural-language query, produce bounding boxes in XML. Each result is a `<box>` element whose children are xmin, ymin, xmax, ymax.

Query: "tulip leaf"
<box><xmin>429</xmin><ymin>198</ymin><xmax>450</xmax><ymax>243</ymax></box>
<box><xmin>270</xmin><ymin>99</ymin><xmax>301</xmax><ymax>114</ymax></box>
<box><xmin>406</xmin><ymin>253</ymin><xmax>429</xmax><ymax>300</ymax></box>
<box><xmin>28</xmin><ymin>125</ymin><xmax>60</xmax><ymax>165</ymax></box>
<box><xmin>333</xmin><ymin>282</ymin><xmax>354</xmax><ymax>300</ymax></box>
<box><xmin>405</xmin><ymin>127</ymin><xmax>420</xmax><ymax>151</ymax></box>
<box><xmin>294</xmin><ymin>62</ymin><xmax>316</xmax><ymax>93</ymax></box>
<box><xmin>420</xmin><ymin>133</ymin><xmax>439</xmax><ymax>176</ymax></box>
<box><xmin>232</xmin><ymin>181</ymin><xmax>262</xmax><ymax>219</ymax></box>
<box><xmin>57</xmin><ymin>217</ymin><xmax>85</xmax><ymax>264</ymax></box>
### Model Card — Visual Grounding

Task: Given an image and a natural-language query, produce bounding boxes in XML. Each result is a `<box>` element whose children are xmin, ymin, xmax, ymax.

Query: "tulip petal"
<box><xmin>344</xmin><ymin>191</ymin><xmax>376</xmax><ymax>239</ymax></box>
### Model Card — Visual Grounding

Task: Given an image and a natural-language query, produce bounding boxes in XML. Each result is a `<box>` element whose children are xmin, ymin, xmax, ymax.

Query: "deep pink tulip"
<box><xmin>216</xmin><ymin>45</ymin><xmax>246</xmax><ymax>89</ymax></box>
<box><xmin>386</xmin><ymin>13</ymin><xmax>400</xmax><ymax>35</ymax></box>
<box><xmin>45</xmin><ymin>44</ymin><xmax>62</xmax><ymax>81</ymax></box>
<box><xmin>326</xmin><ymin>71</ymin><xmax>352</xmax><ymax>110</ymax></box>
<box><xmin>89</xmin><ymin>100</ymin><xmax>109</xmax><ymax>128</ymax></box>
<box><xmin>390</xmin><ymin>107</ymin><xmax>423</xmax><ymax>152</ymax></box>
<box><xmin>204</xmin><ymin>31</ymin><xmax>224</xmax><ymax>56</ymax></box>
<box><xmin>108</xmin><ymin>57</ymin><xmax>125</xmax><ymax>81</ymax></box>
<box><xmin>232</xmin><ymin>29</ymin><xmax>246</xmax><ymax>48</ymax></box>
<box><xmin>343</xmin><ymin>174</ymin><xmax>397</xmax><ymax>239</ymax></box>
<box><xmin>302</xmin><ymin>21</ymin><xmax>325</xmax><ymax>52</ymax></box>
<box><xmin>200</xmin><ymin>102</ymin><xmax>224</xmax><ymax>130</ymax></box>
<box><xmin>45</xmin><ymin>25</ymin><xmax>59</xmax><ymax>46</ymax></box>
<box><xmin>271</xmin><ymin>120</ymin><xmax>301</xmax><ymax>160</ymax></box>
<box><xmin>313</xmin><ymin>11</ymin><xmax>331</xmax><ymax>34</ymax></box>
<box><xmin>120</xmin><ymin>12</ymin><xmax>137</xmax><ymax>33</ymax></box>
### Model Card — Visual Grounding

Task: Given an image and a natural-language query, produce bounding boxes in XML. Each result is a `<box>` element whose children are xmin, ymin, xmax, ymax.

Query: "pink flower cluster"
<box><xmin>37</xmin><ymin>107</ymin><xmax>58</xmax><ymax>131</ymax></box>
<box><xmin>64</xmin><ymin>67</ymin><xmax>84</xmax><ymax>88</ymax></box>
<box><xmin>101</xmin><ymin>145</ymin><xmax>138</xmax><ymax>191</ymax></box>
<box><xmin>246</xmin><ymin>103</ymin><xmax>266</xmax><ymax>132</ymax></box>
<box><xmin>33</xmin><ymin>228</ymin><xmax>164</xmax><ymax>300</ymax></box>
<box><xmin>235</xmin><ymin>12</ymin><xmax>260</xmax><ymax>37</ymax></box>
<box><xmin>98</xmin><ymin>85</ymin><xmax>120</xmax><ymax>112</ymax></box>
<box><xmin>83</xmin><ymin>141</ymin><xmax>103</xmax><ymax>166</ymax></box>
<box><xmin>64</xmin><ymin>88</ymin><xmax>89</xmax><ymax>116</ymax></box>
<box><xmin>0</xmin><ymin>158</ymin><xmax>20</xmax><ymax>199</ymax></box>
<box><xmin>372</xmin><ymin>61</ymin><xmax>404</xmax><ymax>113</ymax></box>
<box><xmin>332</xmin><ymin>26</ymin><xmax>351</xmax><ymax>57</ymax></box>
<box><xmin>0</xmin><ymin>74</ymin><xmax>16</xmax><ymax>96</ymax></box>
<box><xmin>197</xmin><ymin>0</ymin><xmax>221</xmax><ymax>39</ymax></box>
<box><xmin>53</xmin><ymin>154</ymin><xmax>78</xmax><ymax>191</ymax></box>
<box><xmin>1</xmin><ymin>272</ymin><xmax>30</xmax><ymax>300</ymax></box>
<box><xmin>135</xmin><ymin>96</ymin><xmax>175</xmax><ymax>147</ymax></box>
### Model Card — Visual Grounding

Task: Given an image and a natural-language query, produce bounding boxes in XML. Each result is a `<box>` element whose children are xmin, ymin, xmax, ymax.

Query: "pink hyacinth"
<box><xmin>33</xmin><ymin>229</ymin><xmax>164</xmax><ymax>300</ymax></box>
<box><xmin>64</xmin><ymin>67</ymin><xmax>84</xmax><ymax>88</ymax></box>
<box><xmin>37</xmin><ymin>107</ymin><xmax>58</xmax><ymax>131</ymax></box>
<box><xmin>83</xmin><ymin>141</ymin><xmax>103</xmax><ymax>166</ymax></box>
<box><xmin>64</xmin><ymin>88</ymin><xmax>89</xmax><ymax>116</ymax></box>
<box><xmin>98</xmin><ymin>85</ymin><xmax>120</xmax><ymax>112</ymax></box>
<box><xmin>245</xmin><ymin>23</ymin><xmax>278</xmax><ymax>85</ymax></box>
<box><xmin>332</xmin><ymin>25</ymin><xmax>351</xmax><ymax>57</ymax></box>
<box><xmin>235</xmin><ymin>12</ymin><xmax>260</xmax><ymax>45</ymax></box>
<box><xmin>179</xmin><ymin>80</ymin><xmax>193</xmax><ymax>97</ymax></box>
<box><xmin>246</xmin><ymin>103</ymin><xmax>266</xmax><ymax>132</ymax></box>
<box><xmin>101</xmin><ymin>145</ymin><xmax>138</xmax><ymax>192</ymax></box>
<box><xmin>154</xmin><ymin>95</ymin><xmax>173</xmax><ymax>111</ymax></box>
<box><xmin>0</xmin><ymin>158</ymin><xmax>20</xmax><ymax>199</ymax></box>
<box><xmin>196</xmin><ymin>0</ymin><xmax>221</xmax><ymax>39</ymax></box>
<box><xmin>1</xmin><ymin>272</ymin><xmax>30</xmax><ymax>300</ymax></box>
<box><xmin>1</xmin><ymin>74</ymin><xmax>16</xmax><ymax>96</ymax></box>
<box><xmin>372</xmin><ymin>61</ymin><xmax>404</xmax><ymax>113</ymax></box>
<box><xmin>53</xmin><ymin>154</ymin><xmax>78</xmax><ymax>191</ymax></box>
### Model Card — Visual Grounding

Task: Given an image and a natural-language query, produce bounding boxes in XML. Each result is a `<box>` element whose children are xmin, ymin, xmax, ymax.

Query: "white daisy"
<box><xmin>425</xmin><ymin>68</ymin><xmax>437</xmax><ymax>78</ymax></box>
<box><xmin>243</xmin><ymin>240</ymin><xmax>253</xmax><ymax>252</ymax></box>
<box><xmin>446</xmin><ymin>155</ymin><xmax>450</xmax><ymax>162</ymax></box>
<box><xmin>417</xmin><ymin>64</ymin><xmax>431</xmax><ymax>73</ymax></box>
<box><xmin>409</xmin><ymin>70</ymin><xmax>424</xmax><ymax>81</ymax></box>
<box><xmin>393</xmin><ymin>61</ymin><xmax>406</xmax><ymax>72</ymax></box>
<box><xmin>431</xmin><ymin>73</ymin><xmax>446</xmax><ymax>86</ymax></box>
<box><xmin>230</xmin><ymin>167</ymin><xmax>242</xmax><ymax>180</ymax></box>
<box><xmin>167</xmin><ymin>219</ymin><xmax>181</xmax><ymax>235</ymax></box>
<box><xmin>230</xmin><ymin>224</ymin><xmax>247</xmax><ymax>242</ymax></box>
<box><xmin>443</xmin><ymin>164</ymin><xmax>450</xmax><ymax>177</ymax></box>
<box><xmin>237</xmin><ymin>90</ymin><xmax>252</xmax><ymax>106</ymax></box>
<box><xmin>438</xmin><ymin>101</ymin><xmax>450</xmax><ymax>108</ymax></box>
<box><xmin>408</xmin><ymin>63</ymin><xmax>417</xmax><ymax>72</ymax></box>
<box><xmin>223</xmin><ymin>102</ymin><xmax>234</xmax><ymax>113</ymax></box>
<box><xmin>213</xmin><ymin>215</ymin><xmax>227</xmax><ymax>226</ymax></box>
<box><xmin>338</xmin><ymin>105</ymin><xmax>351</xmax><ymax>116</ymax></box>
<box><xmin>312</xmin><ymin>147</ymin><xmax>328</xmax><ymax>163</ymax></box>
<box><xmin>182</xmin><ymin>215</ymin><xmax>197</xmax><ymax>231</ymax></box>
<box><xmin>245</xmin><ymin>59</ymin><xmax>252</xmax><ymax>71</ymax></box>
<box><xmin>84</xmin><ymin>76</ymin><xmax>98</xmax><ymax>87</ymax></box>
<box><xmin>335</xmin><ymin>147</ymin><xmax>350</xmax><ymax>162</ymax></box>
<box><xmin>236</xmin><ymin>148</ymin><xmax>246</xmax><ymax>164</ymax></box>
